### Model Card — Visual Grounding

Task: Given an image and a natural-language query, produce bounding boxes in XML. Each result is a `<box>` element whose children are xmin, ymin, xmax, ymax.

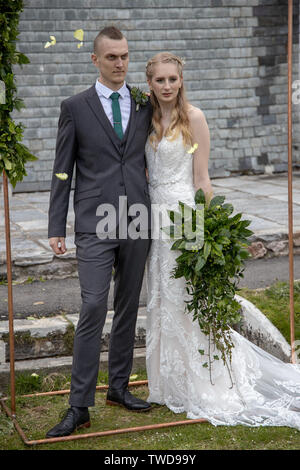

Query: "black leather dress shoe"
<box><xmin>106</xmin><ymin>388</ymin><xmax>152</xmax><ymax>412</ymax></box>
<box><xmin>46</xmin><ymin>407</ymin><xmax>90</xmax><ymax>438</ymax></box>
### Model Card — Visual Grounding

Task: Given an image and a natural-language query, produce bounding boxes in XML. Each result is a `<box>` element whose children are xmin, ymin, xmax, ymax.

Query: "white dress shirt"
<box><xmin>95</xmin><ymin>80</ymin><xmax>131</xmax><ymax>135</ymax></box>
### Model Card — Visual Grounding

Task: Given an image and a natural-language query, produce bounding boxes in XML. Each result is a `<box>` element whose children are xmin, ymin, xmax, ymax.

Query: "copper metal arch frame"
<box><xmin>0</xmin><ymin>381</ymin><xmax>207</xmax><ymax>446</ymax></box>
<box><xmin>0</xmin><ymin>0</ymin><xmax>296</xmax><ymax>446</ymax></box>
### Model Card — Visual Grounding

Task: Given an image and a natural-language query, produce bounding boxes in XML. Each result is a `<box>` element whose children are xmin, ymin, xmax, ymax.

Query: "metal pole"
<box><xmin>0</xmin><ymin>396</ymin><xmax>207</xmax><ymax>446</ymax></box>
<box><xmin>2</xmin><ymin>169</ymin><xmax>16</xmax><ymax>414</ymax></box>
<box><xmin>0</xmin><ymin>381</ymin><xmax>208</xmax><ymax>447</ymax></box>
<box><xmin>287</xmin><ymin>0</ymin><xmax>296</xmax><ymax>364</ymax></box>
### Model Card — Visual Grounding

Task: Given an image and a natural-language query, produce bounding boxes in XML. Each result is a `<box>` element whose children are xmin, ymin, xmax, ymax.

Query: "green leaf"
<box><xmin>17</xmin><ymin>52</ymin><xmax>30</xmax><ymax>65</ymax></box>
<box><xmin>222</xmin><ymin>203</ymin><xmax>234</xmax><ymax>214</ymax></box>
<box><xmin>230</xmin><ymin>213</ymin><xmax>242</xmax><ymax>224</ymax></box>
<box><xmin>3</xmin><ymin>156</ymin><xmax>12</xmax><ymax>170</ymax></box>
<box><xmin>167</xmin><ymin>210</ymin><xmax>175</xmax><ymax>223</ymax></box>
<box><xmin>240</xmin><ymin>228</ymin><xmax>253</xmax><ymax>237</ymax></box>
<box><xmin>195</xmin><ymin>188</ymin><xmax>206</xmax><ymax>205</ymax></box>
<box><xmin>209</xmin><ymin>195</ymin><xmax>226</xmax><ymax>209</ymax></box>
<box><xmin>13</xmin><ymin>98</ymin><xmax>25</xmax><ymax>111</ymax></box>
<box><xmin>171</xmin><ymin>239</ymin><xmax>185</xmax><ymax>251</ymax></box>
<box><xmin>178</xmin><ymin>240</ymin><xmax>188</xmax><ymax>250</ymax></box>
<box><xmin>238</xmin><ymin>219</ymin><xmax>252</xmax><ymax>228</ymax></box>
<box><xmin>195</xmin><ymin>256</ymin><xmax>206</xmax><ymax>272</ymax></box>
<box><xmin>203</xmin><ymin>241</ymin><xmax>211</xmax><ymax>260</ymax></box>
<box><xmin>212</xmin><ymin>243</ymin><xmax>223</xmax><ymax>256</ymax></box>
<box><xmin>175</xmin><ymin>252</ymin><xmax>192</xmax><ymax>264</ymax></box>
<box><xmin>8</xmin><ymin>120</ymin><xmax>16</xmax><ymax>134</ymax></box>
<box><xmin>239</xmin><ymin>249</ymin><xmax>250</xmax><ymax>259</ymax></box>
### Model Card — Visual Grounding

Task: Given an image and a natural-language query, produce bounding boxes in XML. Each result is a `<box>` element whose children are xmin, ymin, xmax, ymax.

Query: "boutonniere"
<box><xmin>131</xmin><ymin>87</ymin><xmax>149</xmax><ymax>111</ymax></box>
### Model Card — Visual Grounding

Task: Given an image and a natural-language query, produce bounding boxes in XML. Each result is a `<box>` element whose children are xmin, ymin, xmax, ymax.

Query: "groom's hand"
<box><xmin>49</xmin><ymin>237</ymin><xmax>67</xmax><ymax>255</ymax></box>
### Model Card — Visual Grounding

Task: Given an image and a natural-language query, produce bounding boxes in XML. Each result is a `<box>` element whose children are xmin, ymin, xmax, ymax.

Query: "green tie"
<box><xmin>110</xmin><ymin>92</ymin><xmax>123</xmax><ymax>140</ymax></box>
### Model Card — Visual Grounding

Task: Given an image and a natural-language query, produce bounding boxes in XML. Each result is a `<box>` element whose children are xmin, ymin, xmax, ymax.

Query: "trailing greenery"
<box><xmin>167</xmin><ymin>189</ymin><xmax>254</xmax><ymax>385</ymax></box>
<box><xmin>0</xmin><ymin>0</ymin><xmax>37</xmax><ymax>187</ymax></box>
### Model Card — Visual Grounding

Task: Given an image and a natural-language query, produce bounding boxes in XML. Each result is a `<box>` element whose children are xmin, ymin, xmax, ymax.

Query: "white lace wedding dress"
<box><xmin>145</xmin><ymin>133</ymin><xmax>300</xmax><ymax>430</ymax></box>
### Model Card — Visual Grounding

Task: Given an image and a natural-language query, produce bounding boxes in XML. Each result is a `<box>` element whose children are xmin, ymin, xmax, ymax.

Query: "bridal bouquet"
<box><xmin>167</xmin><ymin>189</ymin><xmax>253</xmax><ymax>385</ymax></box>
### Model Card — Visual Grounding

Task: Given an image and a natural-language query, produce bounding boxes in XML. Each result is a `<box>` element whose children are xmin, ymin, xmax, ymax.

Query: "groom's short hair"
<box><xmin>94</xmin><ymin>26</ymin><xmax>125</xmax><ymax>53</ymax></box>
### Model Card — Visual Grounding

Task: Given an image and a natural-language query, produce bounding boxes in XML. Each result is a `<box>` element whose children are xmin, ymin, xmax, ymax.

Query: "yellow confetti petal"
<box><xmin>129</xmin><ymin>374</ymin><xmax>138</xmax><ymax>381</ymax></box>
<box><xmin>55</xmin><ymin>172</ymin><xmax>68</xmax><ymax>181</ymax></box>
<box><xmin>74</xmin><ymin>29</ymin><xmax>84</xmax><ymax>42</ymax></box>
<box><xmin>187</xmin><ymin>143</ymin><xmax>199</xmax><ymax>154</ymax></box>
<box><xmin>77</xmin><ymin>41</ymin><xmax>83</xmax><ymax>49</ymax></box>
<box><xmin>44</xmin><ymin>35</ymin><xmax>56</xmax><ymax>48</ymax></box>
<box><xmin>33</xmin><ymin>301</ymin><xmax>44</xmax><ymax>305</ymax></box>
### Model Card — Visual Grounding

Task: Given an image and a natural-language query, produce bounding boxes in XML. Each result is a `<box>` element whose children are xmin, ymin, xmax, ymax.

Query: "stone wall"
<box><xmin>10</xmin><ymin>0</ymin><xmax>300</xmax><ymax>192</ymax></box>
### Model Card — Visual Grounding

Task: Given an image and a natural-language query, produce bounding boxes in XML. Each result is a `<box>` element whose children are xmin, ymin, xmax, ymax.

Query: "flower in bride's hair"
<box><xmin>55</xmin><ymin>172</ymin><xmax>68</xmax><ymax>181</ymax></box>
<box><xmin>187</xmin><ymin>143</ymin><xmax>198</xmax><ymax>154</ymax></box>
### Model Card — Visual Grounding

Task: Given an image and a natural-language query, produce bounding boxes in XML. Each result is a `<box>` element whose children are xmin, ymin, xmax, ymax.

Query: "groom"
<box><xmin>46</xmin><ymin>26</ymin><xmax>152</xmax><ymax>438</ymax></box>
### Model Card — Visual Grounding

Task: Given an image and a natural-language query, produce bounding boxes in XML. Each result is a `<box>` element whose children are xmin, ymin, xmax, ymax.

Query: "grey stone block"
<box><xmin>11</xmin><ymin>1</ymin><xmax>298</xmax><ymax>189</ymax></box>
<box><xmin>234</xmin><ymin>295</ymin><xmax>291</xmax><ymax>362</ymax></box>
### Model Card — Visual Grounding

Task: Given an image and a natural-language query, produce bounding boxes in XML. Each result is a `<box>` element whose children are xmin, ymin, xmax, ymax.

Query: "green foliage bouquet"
<box><xmin>167</xmin><ymin>188</ymin><xmax>254</xmax><ymax>385</ymax></box>
<box><xmin>0</xmin><ymin>0</ymin><xmax>37</xmax><ymax>187</ymax></box>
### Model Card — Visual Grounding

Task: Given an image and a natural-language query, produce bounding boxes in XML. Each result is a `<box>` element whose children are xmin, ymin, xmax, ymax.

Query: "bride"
<box><xmin>144</xmin><ymin>52</ymin><xmax>300</xmax><ymax>430</ymax></box>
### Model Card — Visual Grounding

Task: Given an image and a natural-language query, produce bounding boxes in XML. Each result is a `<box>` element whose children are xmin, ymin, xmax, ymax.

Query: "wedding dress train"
<box><xmin>145</xmin><ymin>133</ymin><xmax>300</xmax><ymax>430</ymax></box>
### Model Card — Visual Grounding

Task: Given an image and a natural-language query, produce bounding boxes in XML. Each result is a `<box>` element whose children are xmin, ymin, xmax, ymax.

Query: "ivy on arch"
<box><xmin>0</xmin><ymin>0</ymin><xmax>37</xmax><ymax>188</ymax></box>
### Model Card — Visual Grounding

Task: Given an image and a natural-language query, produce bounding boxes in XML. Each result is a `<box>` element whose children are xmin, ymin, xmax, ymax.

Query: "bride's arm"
<box><xmin>189</xmin><ymin>106</ymin><xmax>214</xmax><ymax>205</ymax></box>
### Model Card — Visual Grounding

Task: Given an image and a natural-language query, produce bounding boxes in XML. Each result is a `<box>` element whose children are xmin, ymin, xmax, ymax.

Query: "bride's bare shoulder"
<box><xmin>187</xmin><ymin>104</ymin><xmax>207</xmax><ymax>126</ymax></box>
<box><xmin>187</xmin><ymin>104</ymin><xmax>208</xmax><ymax>133</ymax></box>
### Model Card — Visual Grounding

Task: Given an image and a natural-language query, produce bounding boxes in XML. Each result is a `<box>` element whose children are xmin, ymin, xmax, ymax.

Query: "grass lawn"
<box><xmin>0</xmin><ymin>280</ymin><xmax>299</xmax><ymax>450</ymax></box>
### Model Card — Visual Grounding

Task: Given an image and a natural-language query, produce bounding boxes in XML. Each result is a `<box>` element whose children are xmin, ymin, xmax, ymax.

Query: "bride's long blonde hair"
<box><xmin>146</xmin><ymin>52</ymin><xmax>193</xmax><ymax>149</ymax></box>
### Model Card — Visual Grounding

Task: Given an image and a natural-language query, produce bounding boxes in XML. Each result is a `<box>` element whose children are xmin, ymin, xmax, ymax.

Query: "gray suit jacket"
<box><xmin>48</xmin><ymin>84</ymin><xmax>152</xmax><ymax>238</ymax></box>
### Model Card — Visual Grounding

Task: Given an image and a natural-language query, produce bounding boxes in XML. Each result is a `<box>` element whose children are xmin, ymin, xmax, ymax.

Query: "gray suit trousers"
<box><xmin>69</xmin><ymin>231</ymin><xmax>151</xmax><ymax>407</ymax></box>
